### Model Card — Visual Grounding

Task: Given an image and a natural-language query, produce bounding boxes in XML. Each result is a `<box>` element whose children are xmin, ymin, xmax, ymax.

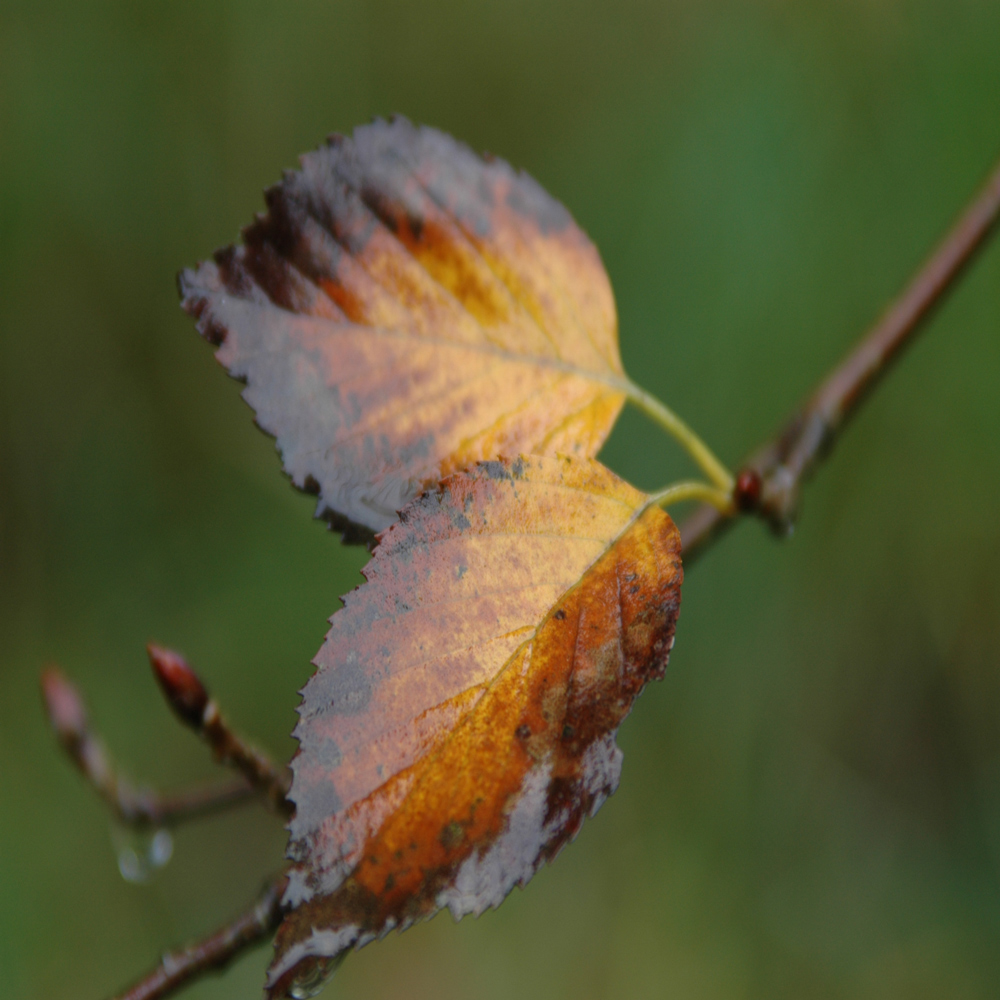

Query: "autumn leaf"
<box><xmin>266</xmin><ymin>455</ymin><xmax>682</xmax><ymax>996</ymax></box>
<box><xmin>179</xmin><ymin>117</ymin><xmax>626</xmax><ymax>540</ymax></box>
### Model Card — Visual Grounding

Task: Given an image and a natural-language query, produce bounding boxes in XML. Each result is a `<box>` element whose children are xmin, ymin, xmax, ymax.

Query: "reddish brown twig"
<box><xmin>680</xmin><ymin>151</ymin><xmax>1000</xmax><ymax>560</ymax></box>
<box><xmin>40</xmin><ymin>667</ymin><xmax>255</xmax><ymax>827</ymax></box>
<box><xmin>148</xmin><ymin>645</ymin><xmax>293</xmax><ymax>817</ymax></box>
<box><xmin>110</xmin><ymin>872</ymin><xmax>289</xmax><ymax>1000</ymax></box>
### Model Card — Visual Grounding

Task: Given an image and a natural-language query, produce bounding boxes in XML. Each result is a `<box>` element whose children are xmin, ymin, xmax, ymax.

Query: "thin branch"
<box><xmin>679</xmin><ymin>150</ymin><xmax>1000</xmax><ymax>561</ymax></box>
<box><xmin>147</xmin><ymin>645</ymin><xmax>294</xmax><ymax>818</ymax></box>
<box><xmin>40</xmin><ymin>667</ymin><xmax>255</xmax><ymax>828</ymax></box>
<box><xmin>110</xmin><ymin>872</ymin><xmax>288</xmax><ymax>1000</ymax></box>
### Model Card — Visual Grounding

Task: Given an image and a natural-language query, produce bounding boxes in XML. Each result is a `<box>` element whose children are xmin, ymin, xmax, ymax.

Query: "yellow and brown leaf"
<box><xmin>267</xmin><ymin>455</ymin><xmax>682</xmax><ymax>996</ymax></box>
<box><xmin>180</xmin><ymin>117</ymin><xmax>626</xmax><ymax>539</ymax></box>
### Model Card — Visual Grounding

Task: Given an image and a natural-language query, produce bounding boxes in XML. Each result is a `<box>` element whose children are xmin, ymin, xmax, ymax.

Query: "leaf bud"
<box><xmin>40</xmin><ymin>667</ymin><xmax>88</xmax><ymax>745</ymax></box>
<box><xmin>733</xmin><ymin>468</ymin><xmax>763</xmax><ymax>513</ymax></box>
<box><xmin>148</xmin><ymin>644</ymin><xmax>209</xmax><ymax>729</ymax></box>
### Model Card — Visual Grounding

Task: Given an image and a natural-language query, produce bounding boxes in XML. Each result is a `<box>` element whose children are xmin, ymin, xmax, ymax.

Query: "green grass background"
<box><xmin>2</xmin><ymin>1</ymin><xmax>1000</xmax><ymax>997</ymax></box>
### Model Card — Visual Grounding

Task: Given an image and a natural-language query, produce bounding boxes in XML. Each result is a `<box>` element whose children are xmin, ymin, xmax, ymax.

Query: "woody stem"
<box><xmin>109</xmin><ymin>873</ymin><xmax>289</xmax><ymax>1000</ymax></box>
<box><xmin>679</xmin><ymin>148</ymin><xmax>1000</xmax><ymax>561</ymax></box>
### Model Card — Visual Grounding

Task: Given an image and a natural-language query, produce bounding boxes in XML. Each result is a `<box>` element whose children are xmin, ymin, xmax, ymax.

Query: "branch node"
<box><xmin>146</xmin><ymin>645</ymin><xmax>293</xmax><ymax>818</ymax></box>
<box><xmin>41</xmin><ymin>664</ymin><xmax>257</xmax><ymax>829</ymax></box>
<box><xmin>679</xmin><ymin>149</ymin><xmax>1000</xmax><ymax>563</ymax></box>
<box><xmin>733</xmin><ymin>469</ymin><xmax>763</xmax><ymax>513</ymax></box>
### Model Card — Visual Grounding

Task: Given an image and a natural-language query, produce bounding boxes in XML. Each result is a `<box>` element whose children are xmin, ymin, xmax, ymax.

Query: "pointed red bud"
<box><xmin>148</xmin><ymin>644</ymin><xmax>209</xmax><ymax>729</ymax></box>
<box><xmin>40</xmin><ymin>667</ymin><xmax>88</xmax><ymax>744</ymax></box>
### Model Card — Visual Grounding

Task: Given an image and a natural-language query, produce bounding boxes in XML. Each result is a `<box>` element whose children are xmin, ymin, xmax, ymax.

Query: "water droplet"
<box><xmin>286</xmin><ymin>954</ymin><xmax>343</xmax><ymax>999</ymax></box>
<box><xmin>111</xmin><ymin>825</ymin><xmax>173</xmax><ymax>883</ymax></box>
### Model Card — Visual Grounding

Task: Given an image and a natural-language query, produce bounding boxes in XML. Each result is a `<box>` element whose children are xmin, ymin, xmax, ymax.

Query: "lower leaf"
<box><xmin>268</xmin><ymin>455</ymin><xmax>682</xmax><ymax>997</ymax></box>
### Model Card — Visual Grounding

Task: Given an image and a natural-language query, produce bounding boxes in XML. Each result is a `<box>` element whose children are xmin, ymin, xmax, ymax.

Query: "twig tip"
<box><xmin>148</xmin><ymin>644</ymin><xmax>209</xmax><ymax>729</ymax></box>
<box><xmin>40</xmin><ymin>666</ymin><xmax>88</xmax><ymax>743</ymax></box>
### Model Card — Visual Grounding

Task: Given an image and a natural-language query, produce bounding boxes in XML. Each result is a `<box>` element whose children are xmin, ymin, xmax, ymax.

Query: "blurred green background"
<box><xmin>2</xmin><ymin>1</ymin><xmax>999</xmax><ymax>998</ymax></box>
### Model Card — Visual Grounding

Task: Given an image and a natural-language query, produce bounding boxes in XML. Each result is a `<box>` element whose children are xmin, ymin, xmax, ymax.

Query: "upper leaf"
<box><xmin>180</xmin><ymin>118</ymin><xmax>625</xmax><ymax>539</ymax></box>
<box><xmin>267</xmin><ymin>455</ymin><xmax>682</xmax><ymax>996</ymax></box>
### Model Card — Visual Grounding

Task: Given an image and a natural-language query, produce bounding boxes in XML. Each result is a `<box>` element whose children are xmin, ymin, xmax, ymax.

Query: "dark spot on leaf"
<box><xmin>481</xmin><ymin>461</ymin><xmax>512</xmax><ymax>482</ymax></box>
<box><xmin>439</xmin><ymin>820</ymin><xmax>465</xmax><ymax>850</ymax></box>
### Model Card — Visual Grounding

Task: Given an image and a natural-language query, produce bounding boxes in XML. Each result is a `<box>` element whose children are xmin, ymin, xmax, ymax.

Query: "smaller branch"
<box><xmin>148</xmin><ymin>645</ymin><xmax>293</xmax><ymax>818</ymax></box>
<box><xmin>40</xmin><ymin>667</ymin><xmax>255</xmax><ymax>828</ymax></box>
<box><xmin>680</xmin><ymin>150</ymin><xmax>1000</xmax><ymax>561</ymax></box>
<box><xmin>111</xmin><ymin>872</ymin><xmax>288</xmax><ymax>1000</ymax></box>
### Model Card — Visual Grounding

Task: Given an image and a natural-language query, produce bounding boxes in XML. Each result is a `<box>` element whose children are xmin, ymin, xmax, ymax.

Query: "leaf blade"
<box><xmin>268</xmin><ymin>456</ymin><xmax>682</xmax><ymax>995</ymax></box>
<box><xmin>179</xmin><ymin>118</ymin><xmax>625</xmax><ymax>537</ymax></box>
